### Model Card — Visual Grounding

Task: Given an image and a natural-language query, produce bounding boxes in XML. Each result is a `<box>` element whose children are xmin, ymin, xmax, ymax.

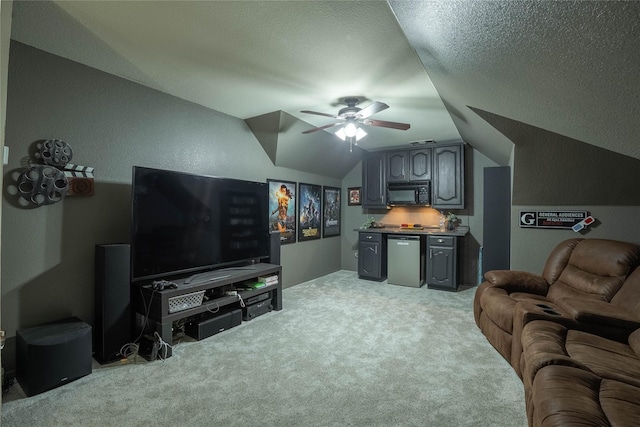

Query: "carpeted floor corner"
<box><xmin>1</xmin><ymin>270</ymin><xmax>526</xmax><ymax>427</ymax></box>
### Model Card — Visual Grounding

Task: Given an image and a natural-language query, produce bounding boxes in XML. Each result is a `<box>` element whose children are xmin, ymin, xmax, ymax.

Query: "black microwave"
<box><xmin>387</xmin><ymin>181</ymin><xmax>431</xmax><ymax>206</ymax></box>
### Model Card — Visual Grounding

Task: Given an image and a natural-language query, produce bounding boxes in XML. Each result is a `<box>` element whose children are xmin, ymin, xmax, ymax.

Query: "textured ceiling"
<box><xmin>389</xmin><ymin>0</ymin><xmax>640</xmax><ymax>165</ymax></box>
<box><xmin>10</xmin><ymin>1</ymin><xmax>640</xmax><ymax>170</ymax></box>
<box><xmin>9</xmin><ymin>0</ymin><xmax>461</xmax><ymax>155</ymax></box>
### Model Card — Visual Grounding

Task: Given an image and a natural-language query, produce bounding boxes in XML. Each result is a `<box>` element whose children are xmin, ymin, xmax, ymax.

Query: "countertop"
<box><xmin>357</xmin><ymin>225</ymin><xmax>469</xmax><ymax>237</ymax></box>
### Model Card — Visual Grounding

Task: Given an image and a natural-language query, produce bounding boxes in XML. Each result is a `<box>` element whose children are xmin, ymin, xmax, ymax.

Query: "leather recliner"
<box><xmin>473</xmin><ymin>238</ymin><xmax>640</xmax><ymax>377</ymax></box>
<box><xmin>520</xmin><ymin>320</ymin><xmax>640</xmax><ymax>426</ymax></box>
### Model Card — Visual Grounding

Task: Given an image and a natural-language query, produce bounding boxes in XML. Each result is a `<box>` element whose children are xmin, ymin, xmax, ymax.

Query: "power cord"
<box><xmin>119</xmin><ymin>342</ymin><xmax>140</xmax><ymax>363</ymax></box>
<box><xmin>116</xmin><ymin>287</ymin><xmax>156</xmax><ymax>363</ymax></box>
<box><xmin>206</xmin><ymin>300</ymin><xmax>220</xmax><ymax>314</ymax></box>
<box><xmin>153</xmin><ymin>331</ymin><xmax>172</xmax><ymax>361</ymax></box>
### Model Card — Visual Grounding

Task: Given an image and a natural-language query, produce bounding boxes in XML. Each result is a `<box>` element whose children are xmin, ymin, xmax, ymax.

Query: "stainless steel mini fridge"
<box><xmin>387</xmin><ymin>235</ymin><xmax>424</xmax><ymax>287</ymax></box>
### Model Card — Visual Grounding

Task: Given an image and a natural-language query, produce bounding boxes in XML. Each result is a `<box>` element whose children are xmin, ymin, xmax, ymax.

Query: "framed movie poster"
<box><xmin>322</xmin><ymin>186</ymin><xmax>341</xmax><ymax>237</ymax></box>
<box><xmin>267</xmin><ymin>179</ymin><xmax>297</xmax><ymax>245</ymax></box>
<box><xmin>298</xmin><ymin>182</ymin><xmax>322</xmax><ymax>242</ymax></box>
<box><xmin>348</xmin><ymin>187</ymin><xmax>362</xmax><ymax>206</ymax></box>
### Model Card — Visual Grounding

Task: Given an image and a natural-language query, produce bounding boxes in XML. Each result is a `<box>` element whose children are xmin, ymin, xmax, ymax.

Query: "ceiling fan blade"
<box><xmin>302</xmin><ymin>122</ymin><xmax>342</xmax><ymax>134</ymax></box>
<box><xmin>357</xmin><ymin>101</ymin><xmax>389</xmax><ymax>119</ymax></box>
<box><xmin>300</xmin><ymin>110</ymin><xmax>341</xmax><ymax>119</ymax></box>
<box><xmin>362</xmin><ymin>119</ymin><xmax>411</xmax><ymax>131</ymax></box>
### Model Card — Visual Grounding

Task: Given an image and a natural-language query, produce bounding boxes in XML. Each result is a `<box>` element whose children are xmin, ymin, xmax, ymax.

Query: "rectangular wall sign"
<box><xmin>519</xmin><ymin>210</ymin><xmax>590</xmax><ymax>229</ymax></box>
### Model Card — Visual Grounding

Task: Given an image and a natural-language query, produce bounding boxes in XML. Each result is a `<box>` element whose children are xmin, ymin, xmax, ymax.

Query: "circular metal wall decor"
<box><xmin>17</xmin><ymin>165</ymin><xmax>69</xmax><ymax>205</ymax></box>
<box><xmin>38</xmin><ymin>139</ymin><xmax>73</xmax><ymax>168</ymax></box>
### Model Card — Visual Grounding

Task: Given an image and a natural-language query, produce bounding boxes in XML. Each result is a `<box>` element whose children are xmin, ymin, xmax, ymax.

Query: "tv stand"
<box><xmin>132</xmin><ymin>263</ymin><xmax>282</xmax><ymax>358</ymax></box>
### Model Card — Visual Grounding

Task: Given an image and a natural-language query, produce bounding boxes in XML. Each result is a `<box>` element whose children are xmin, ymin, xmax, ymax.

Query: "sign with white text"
<box><xmin>519</xmin><ymin>210</ymin><xmax>590</xmax><ymax>229</ymax></box>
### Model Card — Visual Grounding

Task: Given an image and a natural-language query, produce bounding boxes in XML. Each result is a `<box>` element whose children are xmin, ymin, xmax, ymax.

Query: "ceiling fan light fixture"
<box><xmin>344</xmin><ymin>121</ymin><xmax>358</xmax><ymax>138</ymax></box>
<box><xmin>335</xmin><ymin>121</ymin><xmax>367</xmax><ymax>142</ymax></box>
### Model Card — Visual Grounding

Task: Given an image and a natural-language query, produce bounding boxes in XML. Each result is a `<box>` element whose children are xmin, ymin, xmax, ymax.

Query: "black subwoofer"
<box><xmin>94</xmin><ymin>243</ymin><xmax>131</xmax><ymax>364</ymax></box>
<box><xmin>16</xmin><ymin>317</ymin><xmax>92</xmax><ymax>396</ymax></box>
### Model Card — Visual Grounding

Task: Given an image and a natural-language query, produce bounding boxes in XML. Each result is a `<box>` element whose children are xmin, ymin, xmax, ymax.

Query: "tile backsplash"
<box><xmin>377</xmin><ymin>207</ymin><xmax>444</xmax><ymax>226</ymax></box>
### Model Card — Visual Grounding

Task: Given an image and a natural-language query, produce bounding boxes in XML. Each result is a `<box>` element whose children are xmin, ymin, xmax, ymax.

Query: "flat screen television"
<box><xmin>130</xmin><ymin>166</ymin><xmax>270</xmax><ymax>283</ymax></box>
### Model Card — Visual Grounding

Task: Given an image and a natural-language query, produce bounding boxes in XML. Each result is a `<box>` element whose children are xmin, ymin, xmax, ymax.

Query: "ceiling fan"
<box><xmin>300</xmin><ymin>97</ymin><xmax>411</xmax><ymax>142</ymax></box>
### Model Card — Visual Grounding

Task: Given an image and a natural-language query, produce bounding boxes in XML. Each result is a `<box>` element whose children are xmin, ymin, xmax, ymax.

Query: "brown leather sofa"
<box><xmin>520</xmin><ymin>320</ymin><xmax>640</xmax><ymax>426</ymax></box>
<box><xmin>474</xmin><ymin>238</ymin><xmax>640</xmax><ymax>377</ymax></box>
<box><xmin>473</xmin><ymin>238</ymin><xmax>640</xmax><ymax>426</ymax></box>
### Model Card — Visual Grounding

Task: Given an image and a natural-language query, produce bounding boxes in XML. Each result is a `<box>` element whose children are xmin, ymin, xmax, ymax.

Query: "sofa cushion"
<box><xmin>565</xmin><ymin>329</ymin><xmax>640</xmax><ymax>387</ymax></box>
<box><xmin>541</xmin><ymin>238</ymin><xmax>582</xmax><ymax>285</ymax></box>
<box><xmin>531</xmin><ymin>365</ymin><xmax>640</xmax><ymax>427</ymax></box>
<box><xmin>545</xmin><ymin>238</ymin><xmax>640</xmax><ymax>303</ymax></box>
<box><xmin>570</xmin><ymin>239</ymin><xmax>640</xmax><ymax>277</ymax></box>
<box><xmin>520</xmin><ymin>321</ymin><xmax>589</xmax><ymax>386</ymax></box>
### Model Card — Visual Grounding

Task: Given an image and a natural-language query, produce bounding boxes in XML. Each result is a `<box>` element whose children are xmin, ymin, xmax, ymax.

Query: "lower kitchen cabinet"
<box><xmin>426</xmin><ymin>235</ymin><xmax>458</xmax><ymax>291</ymax></box>
<box><xmin>358</xmin><ymin>232</ymin><xmax>387</xmax><ymax>281</ymax></box>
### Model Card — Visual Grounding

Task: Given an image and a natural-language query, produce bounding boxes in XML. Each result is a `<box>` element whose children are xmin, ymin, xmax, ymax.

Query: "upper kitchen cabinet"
<box><xmin>432</xmin><ymin>144</ymin><xmax>464</xmax><ymax>209</ymax></box>
<box><xmin>385</xmin><ymin>148</ymin><xmax>432</xmax><ymax>183</ymax></box>
<box><xmin>362</xmin><ymin>143</ymin><xmax>464</xmax><ymax>209</ymax></box>
<box><xmin>408</xmin><ymin>148</ymin><xmax>432</xmax><ymax>181</ymax></box>
<box><xmin>362</xmin><ymin>151</ymin><xmax>387</xmax><ymax>209</ymax></box>
<box><xmin>386</xmin><ymin>151</ymin><xmax>408</xmax><ymax>182</ymax></box>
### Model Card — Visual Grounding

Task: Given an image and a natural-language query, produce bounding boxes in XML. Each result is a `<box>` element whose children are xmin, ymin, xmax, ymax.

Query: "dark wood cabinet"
<box><xmin>386</xmin><ymin>151</ymin><xmax>408</xmax><ymax>182</ymax></box>
<box><xmin>408</xmin><ymin>148</ymin><xmax>432</xmax><ymax>181</ymax></box>
<box><xmin>362</xmin><ymin>152</ymin><xmax>386</xmax><ymax>208</ymax></box>
<box><xmin>386</xmin><ymin>148</ymin><xmax>432</xmax><ymax>183</ymax></box>
<box><xmin>362</xmin><ymin>143</ymin><xmax>464</xmax><ymax>209</ymax></box>
<box><xmin>358</xmin><ymin>232</ymin><xmax>387</xmax><ymax>281</ymax></box>
<box><xmin>432</xmin><ymin>144</ymin><xmax>464</xmax><ymax>209</ymax></box>
<box><xmin>426</xmin><ymin>235</ymin><xmax>458</xmax><ymax>291</ymax></box>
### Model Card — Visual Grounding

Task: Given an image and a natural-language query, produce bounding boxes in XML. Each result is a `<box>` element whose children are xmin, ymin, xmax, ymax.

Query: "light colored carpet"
<box><xmin>1</xmin><ymin>270</ymin><xmax>526</xmax><ymax>426</ymax></box>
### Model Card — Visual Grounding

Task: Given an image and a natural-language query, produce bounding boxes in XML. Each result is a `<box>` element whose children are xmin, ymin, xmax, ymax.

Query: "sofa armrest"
<box><xmin>483</xmin><ymin>270</ymin><xmax>549</xmax><ymax>295</ymax></box>
<box><xmin>560</xmin><ymin>298</ymin><xmax>640</xmax><ymax>330</ymax></box>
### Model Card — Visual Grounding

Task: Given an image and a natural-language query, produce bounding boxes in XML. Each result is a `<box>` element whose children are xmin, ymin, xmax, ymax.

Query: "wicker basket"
<box><xmin>168</xmin><ymin>290</ymin><xmax>205</xmax><ymax>313</ymax></box>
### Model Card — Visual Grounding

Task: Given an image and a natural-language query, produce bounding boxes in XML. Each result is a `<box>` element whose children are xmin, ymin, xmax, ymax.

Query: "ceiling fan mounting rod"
<box><xmin>343</xmin><ymin>97</ymin><xmax>361</xmax><ymax>107</ymax></box>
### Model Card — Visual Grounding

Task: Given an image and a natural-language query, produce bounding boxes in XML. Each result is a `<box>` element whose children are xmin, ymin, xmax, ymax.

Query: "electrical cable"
<box><xmin>133</xmin><ymin>286</ymin><xmax>156</xmax><ymax>344</ymax></box>
<box><xmin>205</xmin><ymin>300</ymin><xmax>220</xmax><ymax>314</ymax></box>
<box><xmin>153</xmin><ymin>331</ymin><xmax>172</xmax><ymax>361</ymax></box>
<box><xmin>115</xmin><ymin>286</ymin><xmax>156</xmax><ymax>362</ymax></box>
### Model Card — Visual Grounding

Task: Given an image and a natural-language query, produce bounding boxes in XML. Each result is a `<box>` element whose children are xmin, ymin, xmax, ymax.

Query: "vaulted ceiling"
<box><xmin>8</xmin><ymin>1</ymin><xmax>640</xmax><ymax>176</ymax></box>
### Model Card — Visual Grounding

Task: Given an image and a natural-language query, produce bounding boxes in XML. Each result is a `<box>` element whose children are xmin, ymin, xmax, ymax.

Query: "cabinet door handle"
<box><xmin>437</xmin><ymin>239</ymin><xmax>444</xmax><ymax>243</ymax></box>
<box><xmin>374</xmin><ymin>246</ymin><xmax>378</xmax><ymax>255</ymax></box>
<box><xmin>429</xmin><ymin>249</ymin><xmax>433</xmax><ymax>259</ymax></box>
<box><xmin>366</xmin><ymin>235</ymin><xmax>372</xmax><ymax>240</ymax></box>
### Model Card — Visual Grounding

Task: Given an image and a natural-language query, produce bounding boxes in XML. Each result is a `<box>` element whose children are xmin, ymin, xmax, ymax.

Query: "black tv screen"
<box><xmin>130</xmin><ymin>166</ymin><xmax>270</xmax><ymax>283</ymax></box>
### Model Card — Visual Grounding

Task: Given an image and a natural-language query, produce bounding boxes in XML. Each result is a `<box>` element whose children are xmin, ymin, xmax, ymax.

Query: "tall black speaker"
<box><xmin>94</xmin><ymin>244</ymin><xmax>131</xmax><ymax>364</ymax></box>
<box><xmin>269</xmin><ymin>232</ymin><xmax>281</xmax><ymax>265</ymax></box>
<box><xmin>483</xmin><ymin>167</ymin><xmax>511</xmax><ymax>275</ymax></box>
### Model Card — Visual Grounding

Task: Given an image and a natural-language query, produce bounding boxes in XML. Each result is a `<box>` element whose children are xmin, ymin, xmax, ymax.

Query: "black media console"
<box><xmin>132</xmin><ymin>263</ymin><xmax>282</xmax><ymax>358</ymax></box>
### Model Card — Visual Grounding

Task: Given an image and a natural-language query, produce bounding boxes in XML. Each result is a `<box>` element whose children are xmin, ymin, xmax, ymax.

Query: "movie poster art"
<box><xmin>322</xmin><ymin>186</ymin><xmax>341</xmax><ymax>237</ymax></box>
<box><xmin>267</xmin><ymin>179</ymin><xmax>297</xmax><ymax>245</ymax></box>
<box><xmin>298</xmin><ymin>183</ymin><xmax>322</xmax><ymax>242</ymax></box>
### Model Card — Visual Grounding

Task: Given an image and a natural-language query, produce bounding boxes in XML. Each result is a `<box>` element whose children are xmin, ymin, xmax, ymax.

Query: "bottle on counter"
<box><xmin>439</xmin><ymin>211</ymin><xmax>445</xmax><ymax>231</ymax></box>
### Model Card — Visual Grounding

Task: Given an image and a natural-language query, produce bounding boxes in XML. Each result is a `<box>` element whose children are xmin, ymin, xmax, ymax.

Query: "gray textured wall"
<box><xmin>1</xmin><ymin>42</ymin><xmax>342</xmax><ymax>344</ymax></box>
